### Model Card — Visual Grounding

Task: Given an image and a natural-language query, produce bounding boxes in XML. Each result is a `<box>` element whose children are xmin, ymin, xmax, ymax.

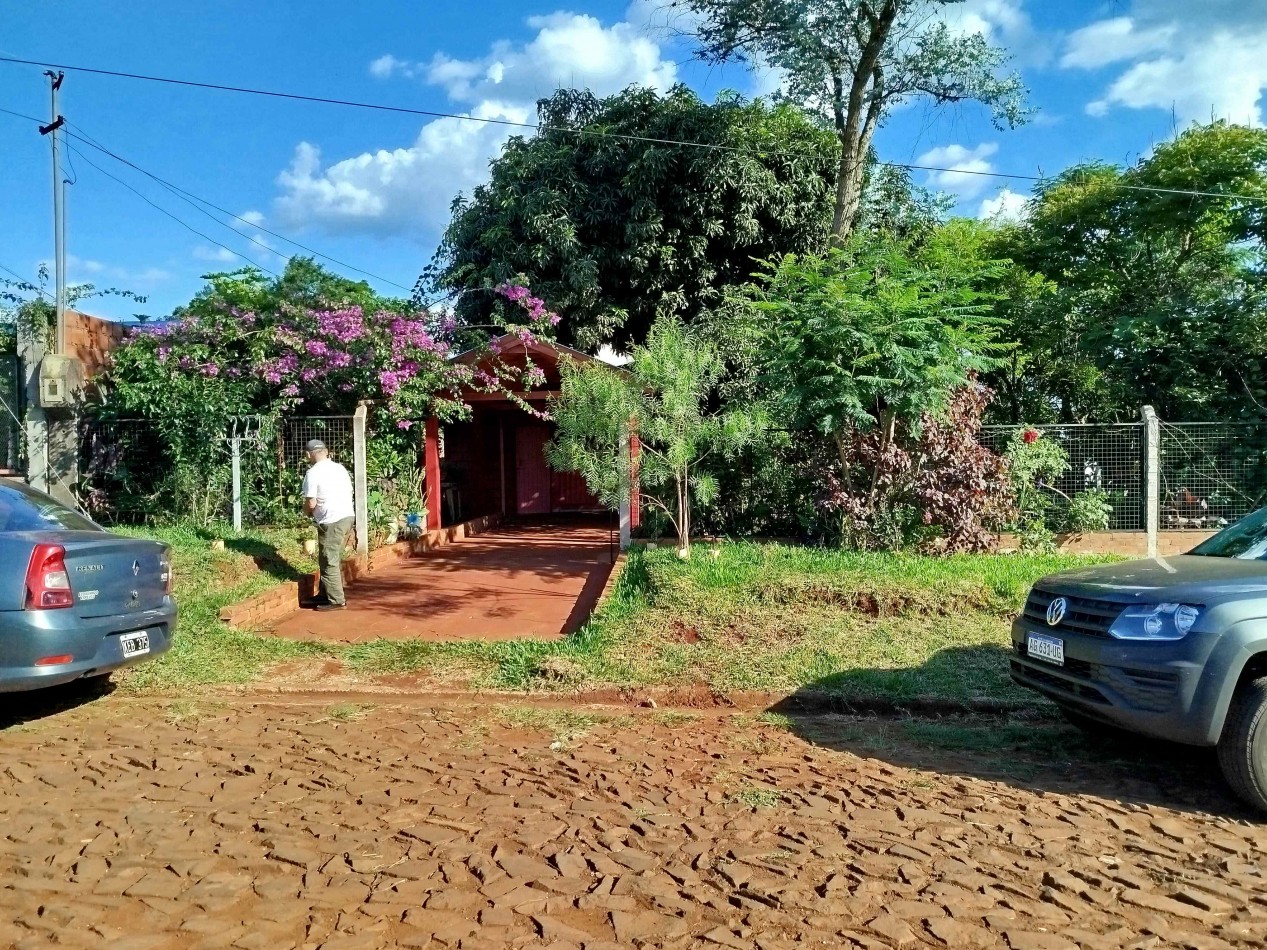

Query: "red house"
<box><xmin>421</xmin><ymin>334</ymin><xmax>639</xmax><ymax>545</ymax></box>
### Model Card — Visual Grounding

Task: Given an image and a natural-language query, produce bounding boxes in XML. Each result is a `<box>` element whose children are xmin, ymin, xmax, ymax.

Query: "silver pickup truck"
<box><xmin>1011</xmin><ymin>509</ymin><xmax>1267</xmax><ymax>813</ymax></box>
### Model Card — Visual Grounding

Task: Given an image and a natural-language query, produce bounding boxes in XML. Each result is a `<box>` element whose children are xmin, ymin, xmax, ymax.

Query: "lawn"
<box><xmin>115</xmin><ymin>527</ymin><xmax>1110</xmax><ymax>709</ymax></box>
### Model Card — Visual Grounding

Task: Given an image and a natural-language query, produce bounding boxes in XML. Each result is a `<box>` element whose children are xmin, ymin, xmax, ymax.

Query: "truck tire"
<box><xmin>1216</xmin><ymin>675</ymin><xmax>1267</xmax><ymax>814</ymax></box>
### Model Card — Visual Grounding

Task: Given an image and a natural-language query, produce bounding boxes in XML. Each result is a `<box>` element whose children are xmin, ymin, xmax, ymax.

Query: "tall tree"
<box><xmin>985</xmin><ymin>122</ymin><xmax>1267</xmax><ymax>422</ymax></box>
<box><xmin>673</xmin><ymin>0</ymin><xmax>1028</xmax><ymax>240</ymax></box>
<box><xmin>428</xmin><ymin>85</ymin><xmax>838</xmax><ymax>351</ymax></box>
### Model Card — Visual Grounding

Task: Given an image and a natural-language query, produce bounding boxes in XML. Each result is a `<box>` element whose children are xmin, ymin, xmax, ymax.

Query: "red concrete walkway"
<box><xmin>269</xmin><ymin>519</ymin><xmax>617</xmax><ymax>643</ymax></box>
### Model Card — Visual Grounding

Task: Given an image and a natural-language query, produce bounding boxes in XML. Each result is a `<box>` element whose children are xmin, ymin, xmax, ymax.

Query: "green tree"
<box><xmin>674</xmin><ymin>0</ymin><xmax>1028</xmax><ymax>240</ymax></box>
<box><xmin>547</xmin><ymin>319</ymin><xmax>761</xmax><ymax>553</ymax></box>
<box><xmin>985</xmin><ymin>121</ymin><xmax>1267</xmax><ymax>422</ymax></box>
<box><xmin>430</xmin><ymin>85</ymin><xmax>838</xmax><ymax>350</ymax></box>
<box><xmin>751</xmin><ymin>220</ymin><xmax>1006</xmax><ymax>475</ymax></box>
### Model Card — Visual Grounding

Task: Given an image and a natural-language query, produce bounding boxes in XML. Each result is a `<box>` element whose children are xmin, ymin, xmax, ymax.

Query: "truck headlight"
<box><xmin>1109</xmin><ymin>603</ymin><xmax>1202</xmax><ymax>640</ymax></box>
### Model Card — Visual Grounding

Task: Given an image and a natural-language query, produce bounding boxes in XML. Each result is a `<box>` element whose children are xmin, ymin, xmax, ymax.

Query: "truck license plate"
<box><xmin>1027</xmin><ymin>632</ymin><xmax>1064</xmax><ymax>666</ymax></box>
<box><xmin>120</xmin><ymin>632</ymin><xmax>150</xmax><ymax>657</ymax></box>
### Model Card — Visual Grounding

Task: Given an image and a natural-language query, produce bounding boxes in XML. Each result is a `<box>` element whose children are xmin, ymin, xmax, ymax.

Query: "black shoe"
<box><xmin>315</xmin><ymin>602</ymin><xmax>346</xmax><ymax>612</ymax></box>
<box><xmin>305</xmin><ymin>596</ymin><xmax>330</xmax><ymax>609</ymax></box>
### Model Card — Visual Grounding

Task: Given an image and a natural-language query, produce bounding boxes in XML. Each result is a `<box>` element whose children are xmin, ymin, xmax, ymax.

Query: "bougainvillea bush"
<box><xmin>86</xmin><ymin>262</ymin><xmax>554</xmax><ymax>525</ymax></box>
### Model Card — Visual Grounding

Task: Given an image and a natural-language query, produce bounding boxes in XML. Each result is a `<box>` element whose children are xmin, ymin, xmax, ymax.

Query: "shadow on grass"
<box><xmin>771</xmin><ymin>644</ymin><xmax>1259</xmax><ymax>821</ymax></box>
<box><xmin>223</xmin><ymin>536</ymin><xmax>307</xmax><ymax>583</ymax></box>
<box><xmin>0</xmin><ymin>677</ymin><xmax>114</xmax><ymax>731</ymax></box>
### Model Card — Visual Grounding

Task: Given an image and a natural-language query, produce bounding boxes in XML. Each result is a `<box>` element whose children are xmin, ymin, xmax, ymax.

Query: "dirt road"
<box><xmin>1</xmin><ymin>689</ymin><xmax>1265</xmax><ymax>949</ymax></box>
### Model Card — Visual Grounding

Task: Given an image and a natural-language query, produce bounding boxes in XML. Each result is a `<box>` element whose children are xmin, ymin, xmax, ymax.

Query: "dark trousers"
<box><xmin>317</xmin><ymin>517</ymin><xmax>354</xmax><ymax>605</ymax></box>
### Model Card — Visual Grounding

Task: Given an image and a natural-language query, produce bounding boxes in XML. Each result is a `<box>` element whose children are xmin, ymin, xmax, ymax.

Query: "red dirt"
<box><xmin>268</xmin><ymin>520</ymin><xmax>617</xmax><ymax>643</ymax></box>
<box><xmin>3</xmin><ymin>691</ymin><xmax>1265</xmax><ymax>949</ymax></box>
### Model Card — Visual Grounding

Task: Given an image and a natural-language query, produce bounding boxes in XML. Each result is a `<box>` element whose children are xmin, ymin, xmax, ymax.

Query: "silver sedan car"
<box><xmin>0</xmin><ymin>478</ymin><xmax>176</xmax><ymax>692</ymax></box>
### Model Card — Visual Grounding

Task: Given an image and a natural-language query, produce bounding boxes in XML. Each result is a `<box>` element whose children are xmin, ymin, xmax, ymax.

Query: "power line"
<box><xmin>63</xmin><ymin>142</ymin><xmax>283</xmax><ymax>278</ymax></box>
<box><xmin>3</xmin><ymin>55</ymin><xmax>1267</xmax><ymax>204</ymax></box>
<box><xmin>61</xmin><ymin>123</ymin><xmax>417</xmax><ymax>294</ymax></box>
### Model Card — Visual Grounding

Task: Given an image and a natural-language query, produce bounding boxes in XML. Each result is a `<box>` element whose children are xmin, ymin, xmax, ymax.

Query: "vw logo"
<box><xmin>1046</xmin><ymin>597</ymin><xmax>1068</xmax><ymax>627</ymax></box>
<box><xmin>132</xmin><ymin>560</ymin><xmax>140</xmax><ymax>577</ymax></box>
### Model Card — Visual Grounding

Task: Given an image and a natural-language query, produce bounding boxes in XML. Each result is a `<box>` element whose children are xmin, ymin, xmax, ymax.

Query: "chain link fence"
<box><xmin>1159</xmin><ymin>423</ymin><xmax>1267</xmax><ymax>530</ymax></box>
<box><xmin>78</xmin><ymin>414</ymin><xmax>361</xmax><ymax>527</ymax></box>
<box><xmin>980</xmin><ymin>423</ymin><xmax>1145</xmax><ymax>531</ymax></box>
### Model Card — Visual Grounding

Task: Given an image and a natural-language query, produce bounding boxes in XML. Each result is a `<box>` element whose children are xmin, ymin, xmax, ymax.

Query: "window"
<box><xmin>0</xmin><ymin>480</ymin><xmax>100</xmax><ymax>533</ymax></box>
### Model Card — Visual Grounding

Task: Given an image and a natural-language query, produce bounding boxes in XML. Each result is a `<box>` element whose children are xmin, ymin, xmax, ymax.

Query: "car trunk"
<box><xmin>57</xmin><ymin>534</ymin><xmax>168</xmax><ymax>619</ymax></box>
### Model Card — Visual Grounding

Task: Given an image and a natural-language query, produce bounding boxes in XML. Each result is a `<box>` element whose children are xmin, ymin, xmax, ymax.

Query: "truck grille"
<box><xmin>1023</xmin><ymin>589</ymin><xmax>1124</xmax><ymax>638</ymax></box>
<box><xmin>1012</xmin><ymin>644</ymin><xmax>1180</xmax><ymax>713</ymax></box>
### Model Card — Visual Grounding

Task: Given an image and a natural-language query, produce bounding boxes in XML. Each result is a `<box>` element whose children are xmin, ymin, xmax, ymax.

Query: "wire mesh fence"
<box><xmin>78</xmin><ymin>414</ymin><xmax>359</xmax><ymax>527</ymax></box>
<box><xmin>0</xmin><ymin>353</ymin><xmax>20</xmax><ymax>472</ymax></box>
<box><xmin>1159</xmin><ymin>423</ymin><xmax>1267</xmax><ymax>530</ymax></box>
<box><xmin>980</xmin><ymin>423</ymin><xmax>1145</xmax><ymax>531</ymax></box>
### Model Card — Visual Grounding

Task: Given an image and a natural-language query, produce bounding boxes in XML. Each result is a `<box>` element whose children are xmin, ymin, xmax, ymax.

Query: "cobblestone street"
<box><xmin>2</xmin><ymin>691</ymin><xmax>1265</xmax><ymax>949</ymax></box>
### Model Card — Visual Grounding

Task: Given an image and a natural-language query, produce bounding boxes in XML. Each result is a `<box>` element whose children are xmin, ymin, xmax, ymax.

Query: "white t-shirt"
<box><xmin>302</xmin><ymin>458</ymin><xmax>355</xmax><ymax>525</ymax></box>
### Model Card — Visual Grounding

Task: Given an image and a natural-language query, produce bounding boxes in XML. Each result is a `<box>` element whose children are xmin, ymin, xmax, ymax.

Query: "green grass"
<box><xmin>115</xmin><ymin>526</ymin><xmax>1111</xmax><ymax>712</ymax></box>
<box><xmin>492</xmin><ymin>705</ymin><xmax>632</xmax><ymax>744</ymax></box>
<box><xmin>458</xmin><ymin>542</ymin><xmax>1114</xmax><ymax>705</ymax></box>
<box><xmin>112</xmin><ymin>522</ymin><xmax>335</xmax><ymax>690</ymax></box>
<box><xmin>727</xmin><ymin>785</ymin><xmax>784</xmax><ymax>809</ymax></box>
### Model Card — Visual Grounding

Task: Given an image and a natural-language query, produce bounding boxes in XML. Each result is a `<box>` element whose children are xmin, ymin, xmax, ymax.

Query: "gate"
<box><xmin>0</xmin><ymin>353</ymin><xmax>19</xmax><ymax>474</ymax></box>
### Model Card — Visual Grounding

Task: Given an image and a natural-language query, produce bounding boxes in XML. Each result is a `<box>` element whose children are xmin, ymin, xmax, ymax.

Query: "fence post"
<box><xmin>230</xmin><ymin>436</ymin><xmax>242</xmax><ymax>533</ymax></box>
<box><xmin>353</xmin><ymin>405</ymin><xmax>369</xmax><ymax>568</ymax></box>
<box><xmin>618</xmin><ymin>430</ymin><xmax>632</xmax><ymax>551</ymax></box>
<box><xmin>1142</xmin><ymin>405</ymin><xmax>1160</xmax><ymax>558</ymax></box>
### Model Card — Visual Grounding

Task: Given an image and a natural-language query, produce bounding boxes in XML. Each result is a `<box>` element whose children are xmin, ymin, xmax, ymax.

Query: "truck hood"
<box><xmin>1038</xmin><ymin>555</ymin><xmax>1267</xmax><ymax>604</ymax></box>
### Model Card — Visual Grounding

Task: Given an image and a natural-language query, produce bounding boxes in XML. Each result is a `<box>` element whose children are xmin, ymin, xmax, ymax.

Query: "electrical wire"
<box><xmin>3</xmin><ymin>55</ymin><xmax>1267</xmax><ymax>204</ymax></box>
<box><xmin>63</xmin><ymin>142</ymin><xmax>282</xmax><ymax>278</ymax></box>
<box><xmin>62</xmin><ymin>123</ymin><xmax>417</xmax><ymax>294</ymax></box>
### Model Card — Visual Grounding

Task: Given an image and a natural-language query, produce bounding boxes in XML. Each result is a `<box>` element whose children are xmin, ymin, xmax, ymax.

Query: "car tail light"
<box><xmin>25</xmin><ymin>543</ymin><xmax>74</xmax><ymax>610</ymax></box>
<box><xmin>160</xmin><ymin>546</ymin><xmax>174</xmax><ymax>595</ymax></box>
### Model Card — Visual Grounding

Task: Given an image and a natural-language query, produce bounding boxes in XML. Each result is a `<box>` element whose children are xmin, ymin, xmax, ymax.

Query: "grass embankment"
<box><xmin>117</xmin><ymin>527</ymin><xmax>1111</xmax><ymax>708</ymax></box>
<box><xmin>113</xmin><ymin>523</ymin><xmax>334</xmax><ymax>689</ymax></box>
<box><xmin>349</xmin><ymin>542</ymin><xmax>1114</xmax><ymax>706</ymax></box>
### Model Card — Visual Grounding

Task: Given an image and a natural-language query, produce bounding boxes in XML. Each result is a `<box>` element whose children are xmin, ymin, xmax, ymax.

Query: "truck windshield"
<box><xmin>1190</xmin><ymin>507</ymin><xmax>1267</xmax><ymax>560</ymax></box>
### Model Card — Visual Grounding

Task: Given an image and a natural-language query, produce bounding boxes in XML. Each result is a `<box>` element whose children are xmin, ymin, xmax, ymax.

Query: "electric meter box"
<box><xmin>39</xmin><ymin>354</ymin><xmax>84</xmax><ymax>408</ymax></box>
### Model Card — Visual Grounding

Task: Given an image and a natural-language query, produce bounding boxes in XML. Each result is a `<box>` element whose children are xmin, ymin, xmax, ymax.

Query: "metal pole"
<box><xmin>1143</xmin><ymin>406</ymin><xmax>1160</xmax><ymax>558</ymax></box>
<box><xmin>44</xmin><ymin>71</ymin><xmax>66</xmax><ymax>355</ymax></box>
<box><xmin>230</xmin><ymin>436</ymin><xmax>243</xmax><ymax>533</ymax></box>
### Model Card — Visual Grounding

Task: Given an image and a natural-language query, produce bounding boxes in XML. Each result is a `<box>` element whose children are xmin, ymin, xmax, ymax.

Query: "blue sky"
<box><xmin>2</xmin><ymin>0</ymin><xmax>1265</xmax><ymax>321</ymax></box>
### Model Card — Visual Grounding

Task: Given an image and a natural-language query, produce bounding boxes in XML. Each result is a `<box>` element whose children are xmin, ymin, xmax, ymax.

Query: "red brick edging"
<box><xmin>219</xmin><ymin>513</ymin><xmax>504</xmax><ymax>630</ymax></box>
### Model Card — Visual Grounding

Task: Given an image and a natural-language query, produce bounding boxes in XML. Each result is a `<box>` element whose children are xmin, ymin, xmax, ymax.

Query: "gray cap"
<box><xmin>305</xmin><ymin>439</ymin><xmax>327</xmax><ymax>453</ymax></box>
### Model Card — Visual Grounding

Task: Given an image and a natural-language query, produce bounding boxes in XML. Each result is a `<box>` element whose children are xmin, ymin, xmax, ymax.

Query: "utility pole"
<box><xmin>39</xmin><ymin>70</ymin><xmax>67</xmax><ymax>355</ymax></box>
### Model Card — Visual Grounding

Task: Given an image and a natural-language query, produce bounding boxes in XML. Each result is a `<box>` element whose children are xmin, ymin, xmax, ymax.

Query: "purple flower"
<box><xmin>201</xmin><ymin>363</ymin><xmax>220</xmax><ymax>378</ymax></box>
<box><xmin>396</xmin><ymin>419</ymin><xmax>413</xmax><ymax>430</ymax></box>
<box><xmin>281</xmin><ymin>383</ymin><xmax>300</xmax><ymax>397</ymax></box>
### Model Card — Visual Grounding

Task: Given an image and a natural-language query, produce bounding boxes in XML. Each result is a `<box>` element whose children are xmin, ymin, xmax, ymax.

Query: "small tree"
<box><xmin>750</xmin><ymin>221</ymin><xmax>1010</xmax><ymax>547</ymax></box>
<box><xmin>548</xmin><ymin>319</ymin><xmax>760</xmax><ymax>554</ymax></box>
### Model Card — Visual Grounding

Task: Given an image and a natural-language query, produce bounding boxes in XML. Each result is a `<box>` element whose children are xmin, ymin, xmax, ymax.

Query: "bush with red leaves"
<box><xmin>818</xmin><ymin>384</ymin><xmax>1014</xmax><ymax>552</ymax></box>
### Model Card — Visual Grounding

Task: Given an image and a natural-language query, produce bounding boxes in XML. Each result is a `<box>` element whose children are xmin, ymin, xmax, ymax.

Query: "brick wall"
<box><xmin>995</xmin><ymin>530</ymin><xmax>1217</xmax><ymax>557</ymax></box>
<box><xmin>64</xmin><ymin>310</ymin><xmax>126</xmax><ymax>382</ymax></box>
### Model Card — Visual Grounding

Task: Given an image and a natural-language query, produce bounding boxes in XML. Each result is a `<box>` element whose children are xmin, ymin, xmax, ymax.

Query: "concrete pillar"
<box><xmin>618</xmin><ymin>431</ymin><xmax>632</xmax><ymax>551</ymax></box>
<box><xmin>353</xmin><ymin>405</ymin><xmax>369</xmax><ymax>566</ymax></box>
<box><xmin>425</xmin><ymin>416</ymin><xmax>442</xmax><ymax>531</ymax></box>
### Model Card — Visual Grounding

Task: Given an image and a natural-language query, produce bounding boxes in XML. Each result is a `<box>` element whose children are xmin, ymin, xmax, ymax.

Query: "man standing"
<box><xmin>301</xmin><ymin>439</ymin><xmax>354</xmax><ymax>611</ymax></box>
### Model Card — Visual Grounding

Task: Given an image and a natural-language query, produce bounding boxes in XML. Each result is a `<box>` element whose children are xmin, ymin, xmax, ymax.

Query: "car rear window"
<box><xmin>0</xmin><ymin>480</ymin><xmax>100</xmax><ymax>533</ymax></box>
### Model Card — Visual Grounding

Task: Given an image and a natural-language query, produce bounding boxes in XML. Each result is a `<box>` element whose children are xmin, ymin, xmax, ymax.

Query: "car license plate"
<box><xmin>1027</xmin><ymin>632</ymin><xmax>1064</xmax><ymax>666</ymax></box>
<box><xmin>120</xmin><ymin>632</ymin><xmax>150</xmax><ymax>658</ymax></box>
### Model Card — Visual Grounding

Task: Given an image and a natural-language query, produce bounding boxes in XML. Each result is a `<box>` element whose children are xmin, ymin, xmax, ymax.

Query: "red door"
<box><xmin>552</xmin><ymin>468</ymin><xmax>601</xmax><ymax>510</ymax></box>
<box><xmin>516</xmin><ymin>425</ymin><xmax>551</xmax><ymax>514</ymax></box>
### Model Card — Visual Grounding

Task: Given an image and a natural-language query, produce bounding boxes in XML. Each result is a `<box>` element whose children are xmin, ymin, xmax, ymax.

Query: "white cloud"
<box><xmin>275</xmin><ymin>102</ymin><xmax>531</xmax><ymax>236</ymax></box>
<box><xmin>978</xmin><ymin>188</ymin><xmax>1028</xmax><ymax>222</ymax></box>
<box><xmin>278</xmin><ymin>11</ymin><xmax>678</xmax><ymax>237</ymax></box>
<box><xmin>193</xmin><ymin>246</ymin><xmax>239</xmax><ymax>264</ymax></box>
<box><xmin>63</xmin><ymin>254</ymin><xmax>171</xmax><ymax>285</ymax></box>
<box><xmin>916</xmin><ymin>143</ymin><xmax>999</xmax><ymax>199</ymax></box>
<box><xmin>1062</xmin><ymin>2</ymin><xmax>1267</xmax><ymax>125</ymax></box>
<box><xmin>425</xmin><ymin>13</ymin><xmax>677</xmax><ymax>104</ymax></box>
<box><xmin>369</xmin><ymin>54</ymin><xmax>422</xmax><ymax>80</ymax></box>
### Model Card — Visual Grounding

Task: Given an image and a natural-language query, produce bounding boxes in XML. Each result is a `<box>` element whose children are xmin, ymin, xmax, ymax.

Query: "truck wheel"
<box><xmin>1216</xmin><ymin>675</ymin><xmax>1267</xmax><ymax>814</ymax></box>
